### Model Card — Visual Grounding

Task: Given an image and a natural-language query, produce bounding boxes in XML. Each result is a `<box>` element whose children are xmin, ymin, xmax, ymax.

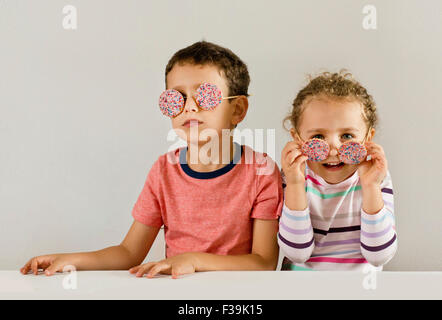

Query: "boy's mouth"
<box><xmin>182</xmin><ymin>119</ymin><xmax>203</xmax><ymax>127</ymax></box>
<box><xmin>322</xmin><ymin>161</ymin><xmax>345</xmax><ymax>171</ymax></box>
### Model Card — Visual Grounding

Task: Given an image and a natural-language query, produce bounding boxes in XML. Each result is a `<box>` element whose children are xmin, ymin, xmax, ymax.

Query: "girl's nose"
<box><xmin>327</xmin><ymin>138</ymin><xmax>341</xmax><ymax>157</ymax></box>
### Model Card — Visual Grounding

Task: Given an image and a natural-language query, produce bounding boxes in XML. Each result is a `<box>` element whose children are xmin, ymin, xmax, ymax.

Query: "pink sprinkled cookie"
<box><xmin>159</xmin><ymin>89</ymin><xmax>184</xmax><ymax>118</ymax></box>
<box><xmin>301</xmin><ymin>138</ymin><xmax>330</xmax><ymax>162</ymax></box>
<box><xmin>338</xmin><ymin>141</ymin><xmax>367</xmax><ymax>164</ymax></box>
<box><xmin>196</xmin><ymin>83</ymin><xmax>222</xmax><ymax>110</ymax></box>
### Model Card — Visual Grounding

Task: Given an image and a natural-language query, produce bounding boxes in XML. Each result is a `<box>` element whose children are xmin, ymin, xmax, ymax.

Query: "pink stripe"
<box><xmin>307</xmin><ymin>257</ymin><xmax>368</xmax><ymax>264</ymax></box>
<box><xmin>305</xmin><ymin>175</ymin><xmax>322</xmax><ymax>186</ymax></box>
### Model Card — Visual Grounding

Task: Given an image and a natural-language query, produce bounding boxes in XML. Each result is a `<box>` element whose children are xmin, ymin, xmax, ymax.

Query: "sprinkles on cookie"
<box><xmin>338</xmin><ymin>141</ymin><xmax>367</xmax><ymax>164</ymax></box>
<box><xmin>196</xmin><ymin>83</ymin><xmax>223</xmax><ymax>110</ymax></box>
<box><xmin>159</xmin><ymin>89</ymin><xmax>184</xmax><ymax>118</ymax></box>
<box><xmin>302</xmin><ymin>138</ymin><xmax>330</xmax><ymax>162</ymax></box>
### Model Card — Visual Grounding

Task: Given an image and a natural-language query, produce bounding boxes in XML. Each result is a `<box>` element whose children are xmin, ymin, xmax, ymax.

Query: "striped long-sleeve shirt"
<box><xmin>278</xmin><ymin>164</ymin><xmax>397</xmax><ymax>271</ymax></box>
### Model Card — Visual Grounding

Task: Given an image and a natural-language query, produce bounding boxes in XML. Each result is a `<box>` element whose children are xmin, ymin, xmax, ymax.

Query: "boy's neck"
<box><xmin>186</xmin><ymin>137</ymin><xmax>236</xmax><ymax>173</ymax></box>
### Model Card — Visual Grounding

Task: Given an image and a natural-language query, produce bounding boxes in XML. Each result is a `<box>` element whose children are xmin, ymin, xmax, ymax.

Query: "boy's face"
<box><xmin>293</xmin><ymin>97</ymin><xmax>374</xmax><ymax>184</ymax></box>
<box><xmin>166</xmin><ymin>63</ymin><xmax>242</xmax><ymax>145</ymax></box>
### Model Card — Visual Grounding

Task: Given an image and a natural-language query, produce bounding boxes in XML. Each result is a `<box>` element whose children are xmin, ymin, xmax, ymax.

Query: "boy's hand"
<box><xmin>358</xmin><ymin>141</ymin><xmax>388</xmax><ymax>187</ymax></box>
<box><xmin>281</xmin><ymin>140</ymin><xmax>308</xmax><ymax>186</ymax></box>
<box><xmin>129</xmin><ymin>253</ymin><xmax>197</xmax><ymax>279</ymax></box>
<box><xmin>20</xmin><ymin>254</ymin><xmax>78</xmax><ymax>276</ymax></box>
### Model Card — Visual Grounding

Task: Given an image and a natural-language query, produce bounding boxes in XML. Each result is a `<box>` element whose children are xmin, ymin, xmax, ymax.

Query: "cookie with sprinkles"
<box><xmin>338</xmin><ymin>141</ymin><xmax>367</xmax><ymax>164</ymax></box>
<box><xmin>159</xmin><ymin>89</ymin><xmax>184</xmax><ymax>117</ymax></box>
<box><xmin>301</xmin><ymin>138</ymin><xmax>330</xmax><ymax>162</ymax></box>
<box><xmin>196</xmin><ymin>83</ymin><xmax>222</xmax><ymax>110</ymax></box>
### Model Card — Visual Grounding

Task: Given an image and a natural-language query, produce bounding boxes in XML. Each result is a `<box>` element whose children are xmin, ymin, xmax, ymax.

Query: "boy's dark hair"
<box><xmin>165</xmin><ymin>41</ymin><xmax>250</xmax><ymax>97</ymax></box>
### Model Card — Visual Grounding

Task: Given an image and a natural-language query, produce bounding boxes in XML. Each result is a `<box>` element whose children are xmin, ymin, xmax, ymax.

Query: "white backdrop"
<box><xmin>1</xmin><ymin>0</ymin><xmax>441</xmax><ymax>271</ymax></box>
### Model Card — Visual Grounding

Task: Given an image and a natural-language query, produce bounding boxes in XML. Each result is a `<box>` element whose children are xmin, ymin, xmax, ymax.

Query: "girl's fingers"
<box><xmin>365</xmin><ymin>142</ymin><xmax>385</xmax><ymax>155</ymax></box>
<box><xmin>283</xmin><ymin>147</ymin><xmax>302</xmax><ymax>166</ymax></box>
<box><xmin>293</xmin><ymin>155</ymin><xmax>308</xmax><ymax>167</ymax></box>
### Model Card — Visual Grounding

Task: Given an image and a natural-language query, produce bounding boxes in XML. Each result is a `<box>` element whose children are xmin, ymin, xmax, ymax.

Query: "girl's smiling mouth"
<box><xmin>322</xmin><ymin>162</ymin><xmax>345</xmax><ymax>170</ymax></box>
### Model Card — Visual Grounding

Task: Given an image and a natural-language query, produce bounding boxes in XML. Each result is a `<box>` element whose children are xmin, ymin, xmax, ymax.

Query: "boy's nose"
<box><xmin>184</xmin><ymin>96</ymin><xmax>199</xmax><ymax>113</ymax></box>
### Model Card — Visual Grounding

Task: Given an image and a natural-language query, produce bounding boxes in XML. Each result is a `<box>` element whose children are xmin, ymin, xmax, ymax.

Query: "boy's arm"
<box><xmin>138</xmin><ymin>218</ymin><xmax>279</xmax><ymax>278</ymax></box>
<box><xmin>193</xmin><ymin>218</ymin><xmax>279</xmax><ymax>271</ymax></box>
<box><xmin>21</xmin><ymin>221</ymin><xmax>160</xmax><ymax>275</ymax></box>
<box><xmin>91</xmin><ymin>221</ymin><xmax>160</xmax><ymax>269</ymax></box>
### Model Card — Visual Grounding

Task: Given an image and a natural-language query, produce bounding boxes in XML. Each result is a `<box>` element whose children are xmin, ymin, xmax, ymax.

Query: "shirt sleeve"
<box><xmin>278</xmin><ymin>203</ymin><xmax>315</xmax><ymax>263</ymax></box>
<box><xmin>250</xmin><ymin>156</ymin><xmax>283</xmax><ymax>220</ymax></box>
<box><xmin>360</xmin><ymin>170</ymin><xmax>398</xmax><ymax>267</ymax></box>
<box><xmin>131</xmin><ymin>159</ymin><xmax>163</xmax><ymax>228</ymax></box>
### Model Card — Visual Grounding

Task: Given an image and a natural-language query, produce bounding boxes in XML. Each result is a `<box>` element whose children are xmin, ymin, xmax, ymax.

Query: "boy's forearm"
<box><xmin>70</xmin><ymin>245</ymin><xmax>140</xmax><ymax>271</ymax></box>
<box><xmin>361</xmin><ymin>183</ymin><xmax>384</xmax><ymax>214</ymax></box>
<box><xmin>191</xmin><ymin>252</ymin><xmax>278</xmax><ymax>272</ymax></box>
<box><xmin>284</xmin><ymin>183</ymin><xmax>307</xmax><ymax>211</ymax></box>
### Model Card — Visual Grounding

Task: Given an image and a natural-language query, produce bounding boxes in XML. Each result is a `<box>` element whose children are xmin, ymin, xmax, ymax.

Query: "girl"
<box><xmin>279</xmin><ymin>70</ymin><xmax>397</xmax><ymax>271</ymax></box>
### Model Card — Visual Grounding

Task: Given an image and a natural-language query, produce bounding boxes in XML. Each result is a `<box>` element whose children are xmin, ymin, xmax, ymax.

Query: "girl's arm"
<box><xmin>277</xmin><ymin>183</ymin><xmax>314</xmax><ymax>263</ymax></box>
<box><xmin>358</xmin><ymin>142</ymin><xmax>397</xmax><ymax>267</ymax></box>
<box><xmin>360</xmin><ymin>171</ymin><xmax>397</xmax><ymax>267</ymax></box>
<box><xmin>276</xmin><ymin>140</ymin><xmax>314</xmax><ymax>264</ymax></box>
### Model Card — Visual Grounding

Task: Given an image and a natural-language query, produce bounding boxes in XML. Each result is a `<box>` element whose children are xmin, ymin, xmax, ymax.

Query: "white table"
<box><xmin>1</xmin><ymin>270</ymin><xmax>441</xmax><ymax>300</ymax></box>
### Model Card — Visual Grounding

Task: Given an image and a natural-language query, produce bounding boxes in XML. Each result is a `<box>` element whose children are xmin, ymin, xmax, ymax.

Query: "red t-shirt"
<box><xmin>132</xmin><ymin>142</ymin><xmax>283</xmax><ymax>258</ymax></box>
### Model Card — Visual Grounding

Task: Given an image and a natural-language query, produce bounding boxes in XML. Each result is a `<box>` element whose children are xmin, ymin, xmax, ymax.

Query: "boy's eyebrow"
<box><xmin>169</xmin><ymin>83</ymin><xmax>203</xmax><ymax>92</ymax></box>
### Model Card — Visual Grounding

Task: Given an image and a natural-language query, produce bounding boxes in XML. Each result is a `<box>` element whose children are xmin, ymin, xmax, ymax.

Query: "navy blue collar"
<box><xmin>179</xmin><ymin>142</ymin><xmax>243</xmax><ymax>179</ymax></box>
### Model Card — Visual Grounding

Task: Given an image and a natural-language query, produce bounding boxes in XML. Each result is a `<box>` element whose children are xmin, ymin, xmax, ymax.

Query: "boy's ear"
<box><xmin>231</xmin><ymin>96</ymin><xmax>249</xmax><ymax>127</ymax></box>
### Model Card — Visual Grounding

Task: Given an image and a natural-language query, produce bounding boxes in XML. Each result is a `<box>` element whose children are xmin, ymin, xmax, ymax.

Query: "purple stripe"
<box><xmin>280</xmin><ymin>221</ymin><xmax>313</xmax><ymax>235</ymax></box>
<box><xmin>381</xmin><ymin>188</ymin><xmax>393</xmax><ymax>195</ymax></box>
<box><xmin>361</xmin><ymin>224</ymin><xmax>392</xmax><ymax>238</ymax></box>
<box><xmin>278</xmin><ymin>233</ymin><xmax>315</xmax><ymax>249</ymax></box>
<box><xmin>361</xmin><ymin>234</ymin><xmax>397</xmax><ymax>252</ymax></box>
<box><xmin>315</xmin><ymin>238</ymin><xmax>360</xmax><ymax>247</ymax></box>
<box><xmin>314</xmin><ymin>225</ymin><xmax>360</xmax><ymax>236</ymax></box>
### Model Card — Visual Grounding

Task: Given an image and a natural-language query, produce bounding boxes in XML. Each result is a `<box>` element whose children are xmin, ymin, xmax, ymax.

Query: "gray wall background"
<box><xmin>1</xmin><ymin>0</ymin><xmax>441</xmax><ymax>271</ymax></box>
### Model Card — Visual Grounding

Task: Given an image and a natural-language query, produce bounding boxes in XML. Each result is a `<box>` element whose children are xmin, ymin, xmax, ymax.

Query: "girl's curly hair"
<box><xmin>284</xmin><ymin>70</ymin><xmax>378</xmax><ymax>133</ymax></box>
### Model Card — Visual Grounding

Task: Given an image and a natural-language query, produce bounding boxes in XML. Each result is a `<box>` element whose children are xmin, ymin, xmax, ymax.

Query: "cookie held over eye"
<box><xmin>196</xmin><ymin>83</ymin><xmax>223</xmax><ymax>110</ymax></box>
<box><xmin>338</xmin><ymin>141</ymin><xmax>367</xmax><ymax>164</ymax></box>
<box><xmin>301</xmin><ymin>138</ymin><xmax>330</xmax><ymax>162</ymax></box>
<box><xmin>159</xmin><ymin>89</ymin><xmax>184</xmax><ymax>117</ymax></box>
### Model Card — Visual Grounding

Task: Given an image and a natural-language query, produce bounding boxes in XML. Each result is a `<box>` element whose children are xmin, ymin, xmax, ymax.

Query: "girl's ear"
<box><xmin>366</xmin><ymin>127</ymin><xmax>376</xmax><ymax>142</ymax></box>
<box><xmin>290</xmin><ymin>128</ymin><xmax>302</xmax><ymax>143</ymax></box>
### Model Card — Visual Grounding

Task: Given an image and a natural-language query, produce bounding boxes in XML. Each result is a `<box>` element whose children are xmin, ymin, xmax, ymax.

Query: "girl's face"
<box><xmin>292</xmin><ymin>97</ymin><xmax>375</xmax><ymax>184</ymax></box>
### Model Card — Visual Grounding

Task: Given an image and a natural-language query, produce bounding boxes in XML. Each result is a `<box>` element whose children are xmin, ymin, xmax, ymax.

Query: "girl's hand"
<box><xmin>281</xmin><ymin>139</ymin><xmax>308</xmax><ymax>186</ymax></box>
<box><xmin>129</xmin><ymin>253</ymin><xmax>197</xmax><ymax>279</ymax></box>
<box><xmin>357</xmin><ymin>141</ymin><xmax>388</xmax><ymax>187</ymax></box>
<box><xmin>20</xmin><ymin>254</ymin><xmax>78</xmax><ymax>276</ymax></box>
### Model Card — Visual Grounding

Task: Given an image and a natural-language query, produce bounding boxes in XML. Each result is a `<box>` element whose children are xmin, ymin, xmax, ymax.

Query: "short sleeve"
<box><xmin>131</xmin><ymin>159</ymin><xmax>163</xmax><ymax>228</ymax></box>
<box><xmin>251</xmin><ymin>157</ymin><xmax>283</xmax><ymax>219</ymax></box>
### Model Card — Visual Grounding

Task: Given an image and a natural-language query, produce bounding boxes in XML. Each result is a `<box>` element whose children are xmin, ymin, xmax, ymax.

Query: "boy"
<box><xmin>21</xmin><ymin>41</ymin><xmax>283</xmax><ymax>279</ymax></box>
